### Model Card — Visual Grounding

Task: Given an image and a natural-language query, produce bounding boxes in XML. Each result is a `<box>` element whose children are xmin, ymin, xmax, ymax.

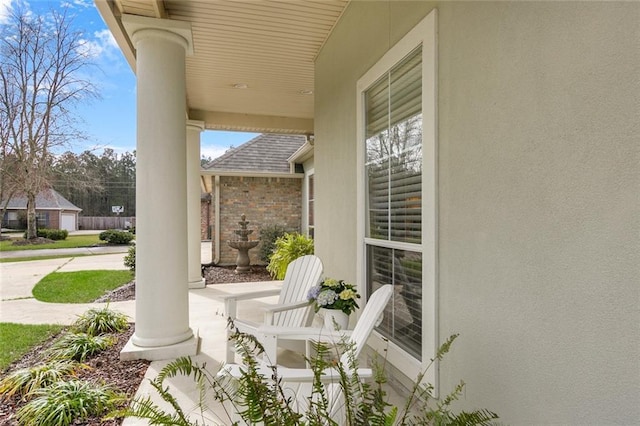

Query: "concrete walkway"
<box><xmin>0</xmin><ymin>253</ymin><xmax>136</xmax><ymax>325</ymax></box>
<box><xmin>0</xmin><ymin>241</ymin><xmax>214</xmax><ymax>325</ymax></box>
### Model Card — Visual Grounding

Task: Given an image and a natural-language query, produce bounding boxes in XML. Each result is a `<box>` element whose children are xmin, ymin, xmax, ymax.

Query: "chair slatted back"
<box><xmin>339</xmin><ymin>285</ymin><xmax>393</xmax><ymax>364</ymax></box>
<box><xmin>273</xmin><ymin>255</ymin><xmax>323</xmax><ymax>327</ymax></box>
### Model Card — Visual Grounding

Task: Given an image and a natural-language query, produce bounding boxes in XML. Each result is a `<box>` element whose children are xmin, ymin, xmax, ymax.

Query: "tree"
<box><xmin>50</xmin><ymin>149</ymin><xmax>136</xmax><ymax>216</ymax></box>
<box><xmin>200</xmin><ymin>155</ymin><xmax>213</xmax><ymax>166</ymax></box>
<box><xmin>0</xmin><ymin>6</ymin><xmax>96</xmax><ymax>239</ymax></box>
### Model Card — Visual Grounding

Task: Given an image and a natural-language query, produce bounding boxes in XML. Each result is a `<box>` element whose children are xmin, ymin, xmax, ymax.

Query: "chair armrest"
<box><xmin>261</xmin><ymin>300</ymin><xmax>311</xmax><ymax>324</ymax></box>
<box><xmin>258</xmin><ymin>325</ymin><xmax>352</xmax><ymax>342</ymax></box>
<box><xmin>218</xmin><ymin>363</ymin><xmax>372</xmax><ymax>384</ymax></box>
<box><xmin>262</xmin><ymin>299</ymin><xmax>310</xmax><ymax>314</ymax></box>
<box><xmin>214</xmin><ymin>288</ymin><xmax>281</xmax><ymax>303</ymax></box>
<box><xmin>213</xmin><ymin>287</ymin><xmax>281</xmax><ymax>319</ymax></box>
<box><xmin>278</xmin><ymin>367</ymin><xmax>373</xmax><ymax>383</ymax></box>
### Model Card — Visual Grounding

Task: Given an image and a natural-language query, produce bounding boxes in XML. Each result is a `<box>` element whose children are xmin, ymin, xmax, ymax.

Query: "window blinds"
<box><xmin>365</xmin><ymin>47</ymin><xmax>422</xmax><ymax>244</ymax></box>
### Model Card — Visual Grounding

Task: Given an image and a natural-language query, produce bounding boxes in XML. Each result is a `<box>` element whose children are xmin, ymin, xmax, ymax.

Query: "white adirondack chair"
<box><xmin>215</xmin><ymin>254</ymin><xmax>323</xmax><ymax>363</ymax></box>
<box><xmin>219</xmin><ymin>285</ymin><xmax>394</xmax><ymax>425</ymax></box>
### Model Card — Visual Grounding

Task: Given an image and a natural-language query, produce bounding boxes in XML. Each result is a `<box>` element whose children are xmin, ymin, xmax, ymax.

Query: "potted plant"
<box><xmin>307</xmin><ymin>278</ymin><xmax>361</xmax><ymax>329</ymax></box>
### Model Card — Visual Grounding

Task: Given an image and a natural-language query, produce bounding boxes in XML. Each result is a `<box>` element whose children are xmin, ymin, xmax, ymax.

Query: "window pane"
<box><xmin>367</xmin><ymin>245</ymin><xmax>422</xmax><ymax>359</ymax></box>
<box><xmin>389</xmin><ymin>118</ymin><xmax>422</xmax><ymax>244</ymax></box>
<box><xmin>390</xmin><ymin>48</ymin><xmax>422</xmax><ymax>129</ymax></box>
<box><xmin>365</xmin><ymin>75</ymin><xmax>389</xmax><ymax>142</ymax></box>
<box><xmin>364</xmin><ymin>46</ymin><xmax>423</xmax><ymax>361</ymax></box>
<box><xmin>366</xmin><ymin>158</ymin><xmax>388</xmax><ymax>239</ymax></box>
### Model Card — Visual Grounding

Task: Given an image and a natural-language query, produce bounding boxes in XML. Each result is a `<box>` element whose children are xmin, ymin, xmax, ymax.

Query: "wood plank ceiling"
<box><xmin>101</xmin><ymin>0</ymin><xmax>349</xmax><ymax>134</ymax></box>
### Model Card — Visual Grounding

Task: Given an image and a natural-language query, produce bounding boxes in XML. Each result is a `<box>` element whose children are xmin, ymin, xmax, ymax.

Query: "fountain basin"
<box><xmin>227</xmin><ymin>240</ymin><xmax>259</xmax><ymax>273</ymax></box>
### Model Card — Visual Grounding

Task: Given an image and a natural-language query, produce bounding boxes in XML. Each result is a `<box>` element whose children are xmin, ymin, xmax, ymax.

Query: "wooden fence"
<box><xmin>78</xmin><ymin>216</ymin><xmax>136</xmax><ymax>230</ymax></box>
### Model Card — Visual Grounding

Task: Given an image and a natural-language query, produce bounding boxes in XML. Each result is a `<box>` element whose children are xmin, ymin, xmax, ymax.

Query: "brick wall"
<box><xmin>200</xmin><ymin>199</ymin><xmax>211</xmax><ymax>240</ymax></box>
<box><xmin>201</xmin><ymin>176</ymin><xmax>302</xmax><ymax>265</ymax></box>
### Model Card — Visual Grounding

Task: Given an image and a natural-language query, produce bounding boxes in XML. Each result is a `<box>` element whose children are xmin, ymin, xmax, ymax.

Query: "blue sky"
<box><xmin>0</xmin><ymin>0</ymin><xmax>258</xmax><ymax>159</ymax></box>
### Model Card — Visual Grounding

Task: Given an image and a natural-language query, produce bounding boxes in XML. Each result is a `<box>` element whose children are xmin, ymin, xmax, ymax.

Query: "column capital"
<box><xmin>122</xmin><ymin>14</ymin><xmax>193</xmax><ymax>55</ymax></box>
<box><xmin>187</xmin><ymin>119</ymin><xmax>205</xmax><ymax>132</ymax></box>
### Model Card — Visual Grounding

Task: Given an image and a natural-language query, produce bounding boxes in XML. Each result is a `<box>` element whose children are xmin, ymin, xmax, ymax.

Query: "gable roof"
<box><xmin>203</xmin><ymin>133</ymin><xmax>306</xmax><ymax>174</ymax></box>
<box><xmin>3</xmin><ymin>188</ymin><xmax>82</xmax><ymax>212</ymax></box>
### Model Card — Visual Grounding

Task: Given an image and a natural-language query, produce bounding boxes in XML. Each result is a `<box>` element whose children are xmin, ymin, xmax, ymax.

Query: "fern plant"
<box><xmin>72</xmin><ymin>305</ymin><xmax>129</xmax><ymax>336</ymax></box>
<box><xmin>266</xmin><ymin>232</ymin><xmax>314</xmax><ymax>279</ymax></box>
<box><xmin>0</xmin><ymin>360</ymin><xmax>88</xmax><ymax>400</ymax></box>
<box><xmin>16</xmin><ymin>379</ymin><xmax>124</xmax><ymax>426</ymax></box>
<box><xmin>119</xmin><ymin>324</ymin><xmax>499</xmax><ymax>425</ymax></box>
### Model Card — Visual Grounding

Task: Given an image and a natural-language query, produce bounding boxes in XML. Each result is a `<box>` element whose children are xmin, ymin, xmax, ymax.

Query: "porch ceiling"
<box><xmin>95</xmin><ymin>0</ymin><xmax>349</xmax><ymax>134</ymax></box>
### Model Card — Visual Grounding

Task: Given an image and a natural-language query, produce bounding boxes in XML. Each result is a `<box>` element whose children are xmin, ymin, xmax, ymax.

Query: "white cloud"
<box><xmin>201</xmin><ymin>144</ymin><xmax>231</xmax><ymax>161</ymax></box>
<box><xmin>78</xmin><ymin>29</ymin><xmax>118</xmax><ymax>59</ymax></box>
<box><xmin>60</xmin><ymin>0</ymin><xmax>91</xmax><ymax>10</ymax></box>
<box><xmin>0</xmin><ymin>0</ymin><xmax>12</xmax><ymax>24</ymax></box>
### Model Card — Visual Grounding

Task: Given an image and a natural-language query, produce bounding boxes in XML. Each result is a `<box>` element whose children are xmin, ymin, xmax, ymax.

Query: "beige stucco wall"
<box><xmin>314</xmin><ymin>1</ymin><xmax>639</xmax><ymax>424</ymax></box>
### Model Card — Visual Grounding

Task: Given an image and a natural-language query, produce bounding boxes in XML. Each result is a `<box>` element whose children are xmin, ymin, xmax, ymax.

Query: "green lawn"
<box><xmin>32</xmin><ymin>270</ymin><xmax>134</xmax><ymax>303</ymax></box>
<box><xmin>0</xmin><ymin>234</ymin><xmax>105</xmax><ymax>251</ymax></box>
<box><xmin>0</xmin><ymin>323</ymin><xmax>64</xmax><ymax>370</ymax></box>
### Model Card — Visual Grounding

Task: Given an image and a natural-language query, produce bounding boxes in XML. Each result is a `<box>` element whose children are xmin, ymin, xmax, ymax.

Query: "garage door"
<box><xmin>61</xmin><ymin>213</ymin><xmax>76</xmax><ymax>231</ymax></box>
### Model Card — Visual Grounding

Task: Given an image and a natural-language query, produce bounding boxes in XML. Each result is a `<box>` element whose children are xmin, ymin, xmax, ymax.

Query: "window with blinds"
<box><xmin>365</xmin><ymin>47</ymin><xmax>422</xmax><ymax>244</ymax></box>
<box><xmin>364</xmin><ymin>47</ymin><xmax>423</xmax><ymax>359</ymax></box>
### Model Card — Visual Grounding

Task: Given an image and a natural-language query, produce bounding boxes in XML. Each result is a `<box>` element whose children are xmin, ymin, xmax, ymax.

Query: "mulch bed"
<box><xmin>0</xmin><ymin>264</ymin><xmax>274</xmax><ymax>425</ymax></box>
<box><xmin>10</xmin><ymin>237</ymin><xmax>55</xmax><ymax>246</ymax></box>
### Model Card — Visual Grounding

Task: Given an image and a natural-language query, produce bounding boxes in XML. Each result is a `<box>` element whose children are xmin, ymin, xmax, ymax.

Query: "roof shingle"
<box><xmin>203</xmin><ymin>134</ymin><xmax>306</xmax><ymax>173</ymax></box>
<box><xmin>2</xmin><ymin>188</ymin><xmax>81</xmax><ymax>211</ymax></box>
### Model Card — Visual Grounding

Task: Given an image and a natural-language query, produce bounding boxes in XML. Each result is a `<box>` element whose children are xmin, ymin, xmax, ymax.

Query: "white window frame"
<box><xmin>304</xmin><ymin>168</ymin><xmax>315</xmax><ymax>238</ymax></box>
<box><xmin>356</xmin><ymin>9</ymin><xmax>438</xmax><ymax>389</ymax></box>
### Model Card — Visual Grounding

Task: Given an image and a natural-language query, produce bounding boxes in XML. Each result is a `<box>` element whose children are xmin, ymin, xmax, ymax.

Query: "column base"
<box><xmin>189</xmin><ymin>278</ymin><xmax>206</xmax><ymax>289</ymax></box>
<box><xmin>120</xmin><ymin>330</ymin><xmax>200</xmax><ymax>361</ymax></box>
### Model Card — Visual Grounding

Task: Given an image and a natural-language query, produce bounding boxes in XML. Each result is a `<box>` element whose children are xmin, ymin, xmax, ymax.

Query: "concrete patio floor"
<box><xmin>0</xmin><ymin>242</ymin><xmax>406</xmax><ymax>425</ymax></box>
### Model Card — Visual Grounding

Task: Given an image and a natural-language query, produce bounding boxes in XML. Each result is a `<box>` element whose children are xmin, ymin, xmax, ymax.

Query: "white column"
<box><xmin>120</xmin><ymin>15</ymin><xmax>198</xmax><ymax>360</ymax></box>
<box><xmin>187</xmin><ymin>120</ymin><xmax>205</xmax><ymax>289</ymax></box>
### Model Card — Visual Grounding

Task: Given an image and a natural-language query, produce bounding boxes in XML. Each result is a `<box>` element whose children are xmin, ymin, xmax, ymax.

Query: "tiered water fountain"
<box><xmin>227</xmin><ymin>214</ymin><xmax>260</xmax><ymax>274</ymax></box>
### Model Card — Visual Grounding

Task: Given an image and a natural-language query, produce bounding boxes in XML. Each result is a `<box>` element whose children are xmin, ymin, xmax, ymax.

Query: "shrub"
<box><xmin>123</xmin><ymin>245</ymin><xmax>136</xmax><ymax>272</ymax></box>
<box><xmin>266</xmin><ymin>232</ymin><xmax>314</xmax><ymax>279</ymax></box>
<box><xmin>258</xmin><ymin>224</ymin><xmax>289</xmax><ymax>263</ymax></box>
<box><xmin>23</xmin><ymin>228</ymin><xmax>68</xmax><ymax>240</ymax></box>
<box><xmin>0</xmin><ymin>360</ymin><xmax>87</xmax><ymax>400</ymax></box>
<box><xmin>99</xmin><ymin>229</ymin><xmax>134</xmax><ymax>245</ymax></box>
<box><xmin>72</xmin><ymin>306</ymin><xmax>129</xmax><ymax>336</ymax></box>
<box><xmin>46</xmin><ymin>332</ymin><xmax>115</xmax><ymax>362</ymax></box>
<box><xmin>16</xmin><ymin>379</ymin><xmax>124</xmax><ymax>426</ymax></box>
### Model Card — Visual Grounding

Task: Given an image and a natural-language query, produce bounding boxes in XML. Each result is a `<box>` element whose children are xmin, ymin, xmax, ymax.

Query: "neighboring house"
<box><xmin>1</xmin><ymin>188</ymin><xmax>82</xmax><ymax>231</ymax></box>
<box><xmin>200</xmin><ymin>133</ymin><xmax>311</xmax><ymax>265</ymax></box>
<box><xmin>97</xmin><ymin>2</ymin><xmax>638</xmax><ymax>424</ymax></box>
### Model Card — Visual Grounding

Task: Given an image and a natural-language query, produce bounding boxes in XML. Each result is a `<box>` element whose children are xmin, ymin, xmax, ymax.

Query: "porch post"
<box><xmin>120</xmin><ymin>15</ymin><xmax>198</xmax><ymax>360</ymax></box>
<box><xmin>187</xmin><ymin>120</ymin><xmax>205</xmax><ymax>289</ymax></box>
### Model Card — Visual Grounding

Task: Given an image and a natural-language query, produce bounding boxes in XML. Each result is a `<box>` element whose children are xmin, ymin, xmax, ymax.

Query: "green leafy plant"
<box><xmin>16</xmin><ymin>379</ymin><xmax>124</xmax><ymax>426</ymax></box>
<box><xmin>120</xmin><ymin>327</ymin><xmax>499</xmax><ymax>425</ymax></box>
<box><xmin>266</xmin><ymin>232</ymin><xmax>314</xmax><ymax>279</ymax></box>
<box><xmin>258</xmin><ymin>224</ymin><xmax>289</xmax><ymax>263</ymax></box>
<box><xmin>0</xmin><ymin>360</ymin><xmax>87</xmax><ymax>400</ymax></box>
<box><xmin>22</xmin><ymin>229</ymin><xmax>69</xmax><ymax>240</ymax></box>
<box><xmin>72</xmin><ymin>306</ymin><xmax>129</xmax><ymax>336</ymax></box>
<box><xmin>99</xmin><ymin>229</ymin><xmax>134</xmax><ymax>245</ymax></box>
<box><xmin>124</xmin><ymin>245</ymin><xmax>136</xmax><ymax>272</ymax></box>
<box><xmin>46</xmin><ymin>332</ymin><xmax>115</xmax><ymax>362</ymax></box>
<box><xmin>40</xmin><ymin>229</ymin><xmax>68</xmax><ymax>240</ymax></box>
